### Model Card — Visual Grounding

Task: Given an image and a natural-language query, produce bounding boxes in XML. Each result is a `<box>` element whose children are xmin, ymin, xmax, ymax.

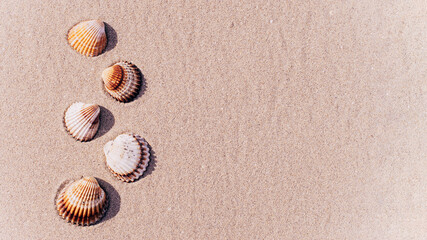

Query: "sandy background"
<box><xmin>0</xmin><ymin>0</ymin><xmax>426</xmax><ymax>239</ymax></box>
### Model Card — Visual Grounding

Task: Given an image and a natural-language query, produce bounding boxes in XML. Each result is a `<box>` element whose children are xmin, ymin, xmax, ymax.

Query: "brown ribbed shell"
<box><xmin>102</xmin><ymin>65</ymin><xmax>123</xmax><ymax>90</ymax></box>
<box><xmin>56</xmin><ymin>177</ymin><xmax>108</xmax><ymax>226</ymax></box>
<box><xmin>102</xmin><ymin>62</ymin><xmax>141</xmax><ymax>102</ymax></box>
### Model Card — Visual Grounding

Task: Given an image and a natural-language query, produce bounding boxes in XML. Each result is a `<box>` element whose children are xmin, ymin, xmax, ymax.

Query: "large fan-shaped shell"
<box><xmin>102</xmin><ymin>62</ymin><xmax>141</xmax><ymax>102</ymax></box>
<box><xmin>56</xmin><ymin>177</ymin><xmax>108</xmax><ymax>226</ymax></box>
<box><xmin>64</xmin><ymin>102</ymin><xmax>100</xmax><ymax>141</ymax></box>
<box><xmin>104</xmin><ymin>133</ymin><xmax>150</xmax><ymax>182</ymax></box>
<box><xmin>68</xmin><ymin>20</ymin><xmax>107</xmax><ymax>57</ymax></box>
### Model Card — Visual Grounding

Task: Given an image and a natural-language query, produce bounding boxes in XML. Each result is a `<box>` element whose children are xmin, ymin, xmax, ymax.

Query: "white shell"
<box><xmin>104</xmin><ymin>133</ymin><xmax>150</xmax><ymax>182</ymax></box>
<box><xmin>64</xmin><ymin>102</ymin><xmax>100</xmax><ymax>141</ymax></box>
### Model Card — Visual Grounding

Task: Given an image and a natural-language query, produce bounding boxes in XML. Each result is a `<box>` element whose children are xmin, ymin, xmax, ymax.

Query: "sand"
<box><xmin>0</xmin><ymin>1</ymin><xmax>426</xmax><ymax>239</ymax></box>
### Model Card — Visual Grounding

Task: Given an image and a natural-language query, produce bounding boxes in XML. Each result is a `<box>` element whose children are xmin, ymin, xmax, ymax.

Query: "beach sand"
<box><xmin>0</xmin><ymin>1</ymin><xmax>426</xmax><ymax>239</ymax></box>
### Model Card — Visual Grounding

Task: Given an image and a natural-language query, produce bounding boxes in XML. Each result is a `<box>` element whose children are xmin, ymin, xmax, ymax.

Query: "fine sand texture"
<box><xmin>0</xmin><ymin>1</ymin><xmax>426</xmax><ymax>239</ymax></box>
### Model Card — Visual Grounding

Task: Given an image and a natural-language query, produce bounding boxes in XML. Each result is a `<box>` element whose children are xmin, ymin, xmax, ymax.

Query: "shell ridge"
<box><xmin>77</xmin><ymin>114</ymin><xmax>99</xmax><ymax>141</ymax></box>
<box><xmin>79</xmin><ymin>26</ymin><xmax>99</xmax><ymax>55</ymax></box>
<box><xmin>73</xmin><ymin>25</ymin><xmax>97</xmax><ymax>55</ymax></box>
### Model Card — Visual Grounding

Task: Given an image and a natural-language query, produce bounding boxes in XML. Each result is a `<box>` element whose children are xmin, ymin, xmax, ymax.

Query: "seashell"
<box><xmin>64</xmin><ymin>102</ymin><xmax>100</xmax><ymax>141</ymax></box>
<box><xmin>56</xmin><ymin>177</ymin><xmax>108</xmax><ymax>226</ymax></box>
<box><xmin>104</xmin><ymin>133</ymin><xmax>150</xmax><ymax>182</ymax></box>
<box><xmin>102</xmin><ymin>61</ymin><xmax>141</xmax><ymax>102</ymax></box>
<box><xmin>68</xmin><ymin>20</ymin><xmax>107</xmax><ymax>57</ymax></box>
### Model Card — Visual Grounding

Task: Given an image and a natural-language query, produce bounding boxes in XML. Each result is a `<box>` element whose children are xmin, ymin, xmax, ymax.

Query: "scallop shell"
<box><xmin>102</xmin><ymin>62</ymin><xmax>141</xmax><ymax>102</ymax></box>
<box><xmin>104</xmin><ymin>133</ymin><xmax>150</xmax><ymax>182</ymax></box>
<box><xmin>68</xmin><ymin>20</ymin><xmax>107</xmax><ymax>57</ymax></box>
<box><xmin>64</xmin><ymin>102</ymin><xmax>100</xmax><ymax>141</ymax></box>
<box><xmin>56</xmin><ymin>177</ymin><xmax>108</xmax><ymax>226</ymax></box>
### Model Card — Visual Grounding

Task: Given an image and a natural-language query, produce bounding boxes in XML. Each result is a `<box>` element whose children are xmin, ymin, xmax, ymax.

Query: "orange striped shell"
<box><xmin>56</xmin><ymin>177</ymin><xmax>108</xmax><ymax>226</ymax></box>
<box><xmin>102</xmin><ymin>62</ymin><xmax>141</xmax><ymax>102</ymax></box>
<box><xmin>68</xmin><ymin>20</ymin><xmax>107</xmax><ymax>57</ymax></box>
